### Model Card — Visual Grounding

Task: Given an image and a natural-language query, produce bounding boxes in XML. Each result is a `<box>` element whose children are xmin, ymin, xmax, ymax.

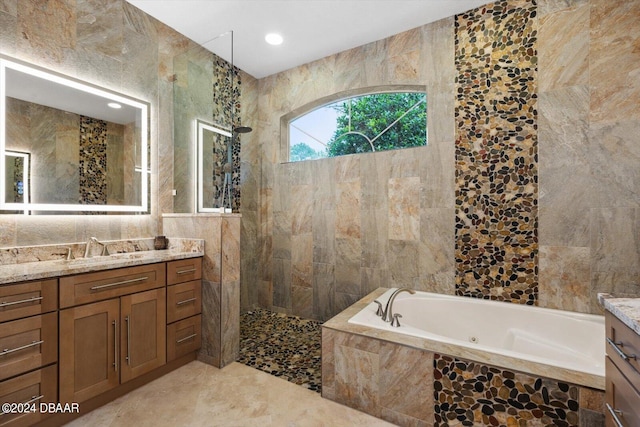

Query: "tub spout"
<box><xmin>383</xmin><ymin>288</ymin><xmax>415</xmax><ymax>324</ymax></box>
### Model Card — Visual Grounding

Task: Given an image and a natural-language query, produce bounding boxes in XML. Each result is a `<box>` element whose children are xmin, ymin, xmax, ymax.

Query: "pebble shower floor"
<box><xmin>238</xmin><ymin>308</ymin><xmax>322</xmax><ymax>393</ymax></box>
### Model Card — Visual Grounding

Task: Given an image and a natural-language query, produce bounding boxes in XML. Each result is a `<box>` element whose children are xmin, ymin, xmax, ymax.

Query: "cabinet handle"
<box><xmin>176</xmin><ymin>268</ymin><xmax>196</xmax><ymax>275</ymax></box>
<box><xmin>113</xmin><ymin>320</ymin><xmax>118</xmax><ymax>372</ymax></box>
<box><xmin>606</xmin><ymin>403</ymin><xmax>625</xmax><ymax>427</ymax></box>
<box><xmin>176</xmin><ymin>333</ymin><xmax>197</xmax><ymax>344</ymax></box>
<box><xmin>176</xmin><ymin>297</ymin><xmax>197</xmax><ymax>306</ymax></box>
<box><xmin>607</xmin><ymin>337</ymin><xmax>637</xmax><ymax>361</ymax></box>
<box><xmin>0</xmin><ymin>296</ymin><xmax>43</xmax><ymax>307</ymax></box>
<box><xmin>24</xmin><ymin>395</ymin><xmax>44</xmax><ymax>406</ymax></box>
<box><xmin>1</xmin><ymin>340</ymin><xmax>44</xmax><ymax>356</ymax></box>
<box><xmin>0</xmin><ymin>395</ymin><xmax>43</xmax><ymax>415</ymax></box>
<box><xmin>90</xmin><ymin>276</ymin><xmax>148</xmax><ymax>291</ymax></box>
<box><xmin>125</xmin><ymin>315</ymin><xmax>131</xmax><ymax>365</ymax></box>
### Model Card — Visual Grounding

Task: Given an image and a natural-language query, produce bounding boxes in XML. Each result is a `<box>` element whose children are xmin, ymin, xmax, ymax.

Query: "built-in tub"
<box><xmin>322</xmin><ymin>287</ymin><xmax>606</xmax><ymax>426</ymax></box>
<box><xmin>348</xmin><ymin>288</ymin><xmax>605</xmax><ymax>387</ymax></box>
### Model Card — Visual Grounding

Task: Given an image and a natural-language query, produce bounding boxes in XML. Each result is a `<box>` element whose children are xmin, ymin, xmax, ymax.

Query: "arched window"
<box><xmin>287</xmin><ymin>90</ymin><xmax>427</xmax><ymax>162</ymax></box>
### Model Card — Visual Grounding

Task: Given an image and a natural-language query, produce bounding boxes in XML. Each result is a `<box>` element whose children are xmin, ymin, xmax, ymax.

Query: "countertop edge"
<box><xmin>598</xmin><ymin>292</ymin><xmax>640</xmax><ymax>336</ymax></box>
<box><xmin>0</xmin><ymin>249</ymin><xmax>204</xmax><ymax>285</ymax></box>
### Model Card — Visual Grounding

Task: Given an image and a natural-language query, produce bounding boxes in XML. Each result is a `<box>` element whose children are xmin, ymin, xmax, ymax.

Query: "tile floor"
<box><xmin>65</xmin><ymin>361</ymin><xmax>394</xmax><ymax>426</ymax></box>
<box><xmin>238</xmin><ymin>308</ymin><xmax>322</xmax><ymax>392</ymax></box>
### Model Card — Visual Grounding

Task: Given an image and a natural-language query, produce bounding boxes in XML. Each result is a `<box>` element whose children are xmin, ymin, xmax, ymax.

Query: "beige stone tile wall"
<box><xmin>0</xmin><ymin>0</ymin><xmax>196</xmax><ymax>245</ymax></box>
<box><xmin>245</xmin><ymin>17</ymin><xmax>456</xmax><ymax>321</ymax></box>
<box><xmin>538</xmin><ymin>0</ymin><xmax>640</xmax><ymax>313</ymax></box>
<box><xmin>322</xmin><ymin>328</ymin><xmax>435</xmax><ymax>426</ymax></box>
<box><xmin>242</xmin><ymin>0</ymin><xmax>640</xmax><ymax>319</ymax></box>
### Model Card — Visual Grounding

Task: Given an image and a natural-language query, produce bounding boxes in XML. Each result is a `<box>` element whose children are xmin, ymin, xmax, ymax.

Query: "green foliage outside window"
<box><xmin>289</xmin><ymin>91</ymin><xmax>426</xmax><ymax>162</ymax></box>
<box><xmin>327</xmin><ymin>93</ymin><xmax>426</xmax><ymax>156</ymax></box>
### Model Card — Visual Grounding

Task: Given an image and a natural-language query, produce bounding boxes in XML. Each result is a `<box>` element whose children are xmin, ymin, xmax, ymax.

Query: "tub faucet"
<box><xmin>375</xmin><ymin>288</ymin><xmax>415</xmax><ymax>325</ymax></box>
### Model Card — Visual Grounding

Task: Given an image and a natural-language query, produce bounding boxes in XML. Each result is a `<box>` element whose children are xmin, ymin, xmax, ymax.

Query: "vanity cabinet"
<box><xmin>0</xmin><ymin>254</ymin><xmax>203</xmax><ymax>427</ymax></box>
<box><xmin>0</xmin><ymin>279</ymin><xmax>58</xmax><ymax>427</ymax></box>
<box><xmin>605</xmin><ymin>311</ymin><xmax>640</xmax><ymax>426</ymax></box>
<box><xmin>59</xmin><ymin>265</ymin><xmax>167</xmax><ymax>403</ymax></box>
<box><xmin>166</xmin><ymin>259</ymin><xmax>202</xmax><ymax>362</ymax></box>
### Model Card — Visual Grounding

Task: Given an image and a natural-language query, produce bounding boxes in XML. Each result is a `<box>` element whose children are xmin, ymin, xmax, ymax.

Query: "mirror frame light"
<box><xmin>196</xmin><ymin>119</ymin><xmax>231</xmax><ymax>213</ymax></box>
<box><xmin>0</xmin><ymin>57</ymin><xmax>149</xmax><ymax>213</ymax></box>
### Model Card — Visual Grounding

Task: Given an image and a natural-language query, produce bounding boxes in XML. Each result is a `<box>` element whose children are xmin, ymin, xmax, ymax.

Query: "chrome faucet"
<box><xmin>84</xmin><ymin>237</ymin><xmax>106</xmax><ymax>258</ymax></box>
<box><xmin>374</xmin><ymin>288</ymin><xmax>415</xmax><ymax>326</ymax></box>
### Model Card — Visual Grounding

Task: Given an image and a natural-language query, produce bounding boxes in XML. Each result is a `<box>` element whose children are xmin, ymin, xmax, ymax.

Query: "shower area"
<box><xmin>172</xmin><ymin>34</ymin><xmax>322</xmax><ymax>392</ymax></box>
<box><xmin>172</xmin><ymin>32</ymin><xmax>245</xmax><ymax>213</ymax></box>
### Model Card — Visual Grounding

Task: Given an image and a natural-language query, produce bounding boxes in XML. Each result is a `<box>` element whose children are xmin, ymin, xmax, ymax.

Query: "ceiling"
<box><xmin>127</xmin><ymin>0</ymin><xmax>493</xmax><ymax>79</ymax></box>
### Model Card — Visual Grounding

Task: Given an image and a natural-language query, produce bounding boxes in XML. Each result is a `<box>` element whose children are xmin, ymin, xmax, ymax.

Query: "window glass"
<box><xmin>289</xmin><ymin>92</ymin><xmax>426</xmax><ymax>162</ymax></box>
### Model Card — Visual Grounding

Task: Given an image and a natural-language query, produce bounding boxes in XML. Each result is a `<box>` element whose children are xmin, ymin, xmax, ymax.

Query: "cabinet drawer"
<box><xmin>0</xmin><ymin>279</ymin><xmax>57</xmax><ymax>323</ymax></box>
<box><xmin>0</xmin><ymin>312</ymin><xmax>57</xmax><ymax>381</ymax></box>
<box><xmin>167</xmin><ymin>314</ymin><xmax>201</xmax><ymax>362</ymax></box>
<box><xmin>167</xmin><ymin>258</ymin><xmax>202</xmax><ymax>285</ymax></box>
<box><xmin>606</xmin><ymin>312</ymin><xmax>640</xmax><ymax>393</ymax></box>
<box><xmin>60</xmin><ymin>263</ymin><xmax>166</xmax><ymax>308</ymax></box>
<box><xmin>167</xmin><ymin>280</ymin><xmax>202</xmax><ymax>323</ymax></box>
<box><xmin>0</xmin><ymin>364</ymin><xmax>57</xmax><ymax>427</ymax></box>
<box><xmin>606</xmin><ymin>357</ymin><xmax>640</xmax><ymax>427</ymax></box>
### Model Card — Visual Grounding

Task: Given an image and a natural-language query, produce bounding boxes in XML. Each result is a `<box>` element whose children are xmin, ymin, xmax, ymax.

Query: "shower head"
<box><xmin>233</xmin><ymin>126</ymin><xmax>252</xmax><ymax>134</ymax></box>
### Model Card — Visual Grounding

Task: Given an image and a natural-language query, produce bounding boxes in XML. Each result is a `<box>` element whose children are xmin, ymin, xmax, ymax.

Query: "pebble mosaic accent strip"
<box><xmin>79</xmin><ymin>115</ymin><xmax>108</xmax><ymax>208</ymax></box>
<box><xmin>239</xmin><ymin>308</ymin><xmax>322</xmax><ymax>393</ymax></box>
<box><xmin>434</xmin><ymin>354</ymin><xmax>579</xmax><ymax>427</ymax></box>
<box><xmin>454</xmin><ymin>0</ymin><xmax>539</xmax><ymax>304</ymax></box>
<box><xmin>11</xmin><ymin>156</ymin><xmax>24</xmax><ymax>203</ymax></box>
<box><xmin>212</xmin><ymin>57</ymin><xmax>243</xmax><ymax>211</ymax></box>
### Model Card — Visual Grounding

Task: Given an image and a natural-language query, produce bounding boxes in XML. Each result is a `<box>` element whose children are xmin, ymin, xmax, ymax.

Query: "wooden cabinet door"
<box><xmin>120</xmin><ymin>288</ymin><xmax>166</xmax><ymax>383</ymax></box>
<box><xmin>59</xmin><ymin>299</ymin><xmax>119</xmax><ymax>403</ymax></box>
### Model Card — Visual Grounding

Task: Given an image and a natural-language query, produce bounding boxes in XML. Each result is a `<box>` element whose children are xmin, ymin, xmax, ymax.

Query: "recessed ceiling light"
<box><xmin>107</xmin><ymin>102</ymin><xmax>122</xmax><ymax>109</ymax></box>
<box><xmin>265</xmin><ymin>33</ymin><xmax>283</xmax><ymax>46</ymax></box>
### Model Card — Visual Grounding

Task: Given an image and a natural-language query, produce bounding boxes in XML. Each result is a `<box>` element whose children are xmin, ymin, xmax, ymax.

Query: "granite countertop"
<box><xmin>0</xmin><ymin>238</ymin><xmax>204</xmax><ymax>285</ymax></box>
<box><xmin>598</xmin><ymin>293</ymin><xmax>640</xmax><ymax>336</ymax></box>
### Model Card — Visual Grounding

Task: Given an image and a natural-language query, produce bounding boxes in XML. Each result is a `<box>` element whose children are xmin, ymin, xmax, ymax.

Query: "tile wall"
<box><xmin>243</xmin><ymin>0</ymin><xmax>640</xmax><ymax>320</ymax></box>
<box><xmin>0</xmin><ymin>0</ymin><xmax>197</xmax><ymax>244</ymax></box>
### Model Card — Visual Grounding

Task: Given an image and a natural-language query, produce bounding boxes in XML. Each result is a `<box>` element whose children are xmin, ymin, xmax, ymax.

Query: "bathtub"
<box><xmin>347</xmin><ymin>288</ymin><xmax>605</xmax><ymax>389</ymax></box>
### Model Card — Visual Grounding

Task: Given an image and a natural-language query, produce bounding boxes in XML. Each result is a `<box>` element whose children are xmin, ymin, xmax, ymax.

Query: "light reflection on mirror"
<box><xmin>0</xmin><ymin>57</ymin><xmax>149</xmax><ymax>213</ymax></box>
<box><xmin>196</xmin><ymin>119</ymin><xmax>231</xmax><ymax>212</ymax></box>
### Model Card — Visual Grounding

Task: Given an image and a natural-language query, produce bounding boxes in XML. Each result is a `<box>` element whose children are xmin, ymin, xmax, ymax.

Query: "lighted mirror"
<box><xmin>0</xmin><ymin>57</ymin><xmax>149</xmax><ymax>213</ymax></box>
<box><xmin>196</xmin><ymin>120</ymin><xmax>232</xmax><ymax>212</ymax></box>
